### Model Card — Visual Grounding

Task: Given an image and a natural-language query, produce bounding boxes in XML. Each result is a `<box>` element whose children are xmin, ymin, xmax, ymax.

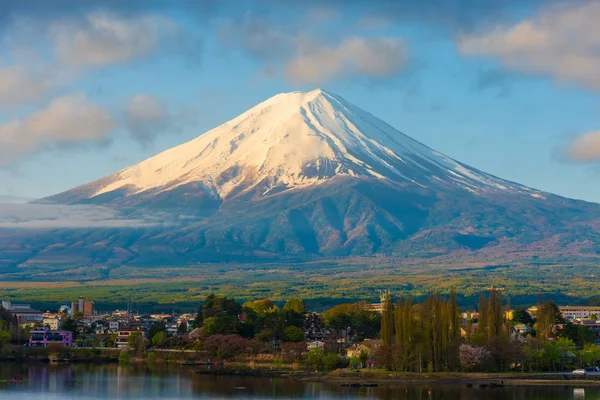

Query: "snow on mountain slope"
<box><xmin>60</xmin><ymin>89</ymin><xmax>542</xmax><ymax>202</ymax></box>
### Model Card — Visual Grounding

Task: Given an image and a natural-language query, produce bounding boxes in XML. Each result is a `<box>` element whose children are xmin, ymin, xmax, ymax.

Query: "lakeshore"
<box><xmin>3</xmin><ymin>362</ymin><xmax>599</xmax><ymax>400</ymax></box>
<box><xmin>196</xmin><ymin>366</ymin><xmax>600</xmax><ymax>386</ymax></box>
<box><xmin>5</xmin><ymin>347</ymin><xmax>600</xmax><ymax>388</ymax></box>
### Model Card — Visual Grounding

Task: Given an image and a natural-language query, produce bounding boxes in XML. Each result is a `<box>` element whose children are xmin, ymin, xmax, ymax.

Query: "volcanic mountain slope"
<box><xmin>3</xmin><ymin>89</ymin><xmax>600</xmax><ymax>270</ymax></box>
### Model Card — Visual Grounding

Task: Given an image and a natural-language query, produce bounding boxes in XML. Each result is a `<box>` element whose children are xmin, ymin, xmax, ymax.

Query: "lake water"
<box><xmin>0</xmin><ymin>363</ymin><xmax>597</xmax><ymax>399</ymax></box>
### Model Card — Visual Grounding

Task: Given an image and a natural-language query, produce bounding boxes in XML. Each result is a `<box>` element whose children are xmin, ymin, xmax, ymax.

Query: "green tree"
<box><xmin>380</xmin><ymin>292</ymin><xmax>394</xmax><ymax>347</ymax></box>
<box><xmin>580</xmin><ymin>343</ymin><xmax>600</xmax><ymax>366</ymax></box>
<box><xmin>178</xmin><ymin>321</ymin><xmax>188</xmax><ymax>334</ymax></box>
<box><xmin>487</xmin><ymin>288</ymin><xmax>503</xmax><ymax>343</ymax></box>
<box><xmin>535</xmin><ymin>300</ymin><xmax>562</xmax><ymax>341</ymax></box>
<box><xmin>0</xmin><ymin>330</ymin><xmax>11</xmax><ymax>350</ymax></box>
<box><xmin>151</xmin><ymin>332</ymin><xmax>166</xmax><ymax>348</ymax></box>
<box><xmin>197</xmin><ymin>295</ymin><xmax>243</xmax><ymax>337</ymax></box>
<box><xmin>108</xmin><ymin>333</ymin><xmax>118</xmax><ymax>348</ymax></box>
<box><xmin>557</xmin><ymin>322</ymin><xmax>596</xmax><ymax>347</ymax></box>
<box><xmin>359</xmin><ymin>350</ymin><xmax>368</xmax><ymax>364</ymax></box>
<box><xmin>393</xmin><ymin>296</ymin><xmax>418</xmax><ymax>372</ymax></box>
<box><xmin>512</xmin><ymin>307</ymin><xmax>533</xmax><ymax>325</ymax></box>
<box><xmin>148</xmin><ymin>321</ymin><xmax>166</xmax><ymax>342</ymax></box>
<box><xmin>201</xmin><ymin>315</ymin><xmax>241</xmax><ymax>337</ymax></box>
<box><xmin>283</xmin><ymin>298</ymin><xmax>306</xmax><ymax>329</ymax></box>
<box><xmin>202</xmin><ymin>294</ymin><xmax>242</xmax><ymax>319</ymax></box>
<box><xmin>478</xmin><ymin>292</ymin><xmax>489</xmax><ymax>335</ymax></box>
<box><xmin>192</xmin><ymin>304</ymin><xmax>203</xmax><ymax>328</ymax></box>
<box><xmin>323</xmin><ymin>352</ymin><xmax>340</xmax><ymax>369</ymax></box>
<box><xmin>307</xmin><ymin>348</ymin><xmax>324</xmax><ymax>368</ymax></box>
<box><xmin>447</xmin><ymin>290</ymin><xmax>462</xmax><ymax>370</ymax></box>
<box><xmin>127</xmin><ymin>332</ymin><xmax>146</xmax><ymax>356</ymax></box>
<box><xmin>323</xmin><ymin>303</ymin><xmax>380</xmax><ymax>341</ymax></box>
<box><xmin>62</xmin><ymin>317</ymin><xmax>79</xmax><ymax>339</ymax></box>
<box><xmin>255</xmin><ymin>328</ymin><xmax>276</xmax><ymax>342</ymax></box>
<box><xmin>283</xmin><ymin>298</ymin><xmax>307</xmax><ymax>314</ymax></box>
<box><xmin>242</xmin><ymin>299</ymin><xmax>283</xmax><ymax>340</ymax></box>
<box><xmin>243</xmin><ymin>299</ymin><xmax>278</xmax><ymax>314</ymax></box>
<box><xmin>284</xmin><ymin>326</ymin><xmax>304</xmax><ymax>342</ymax></box>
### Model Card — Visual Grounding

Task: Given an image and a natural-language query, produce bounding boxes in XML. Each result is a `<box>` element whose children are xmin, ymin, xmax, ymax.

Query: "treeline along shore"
<box><xmin>2</xmin><ymin>290</ymin><xmax>600</xmax><ymax>381</ymax></box>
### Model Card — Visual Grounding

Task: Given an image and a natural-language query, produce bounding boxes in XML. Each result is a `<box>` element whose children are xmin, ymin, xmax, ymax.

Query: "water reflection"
<box><xmin>1</xmin><ymin>363</ymin><xmax>599</xmax><ymax>399</ymax></box>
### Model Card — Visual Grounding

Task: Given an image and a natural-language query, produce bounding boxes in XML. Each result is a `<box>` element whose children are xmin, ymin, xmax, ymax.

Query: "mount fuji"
<box><xmin>4</xmin><ymin>89</ymin><xmax>600</xmax><ymax>270</ymax></box>
<box><xmin>44</xmin><ymin>89</ymin><xmax>541</xmax><ymax>206</ymax></box>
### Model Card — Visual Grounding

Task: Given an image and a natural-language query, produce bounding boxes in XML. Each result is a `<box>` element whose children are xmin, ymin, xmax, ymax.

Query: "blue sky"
<box><xmin>2</xmin><ymin>0</ymin><xmax>600</xmax><ymax>202</ymax></box>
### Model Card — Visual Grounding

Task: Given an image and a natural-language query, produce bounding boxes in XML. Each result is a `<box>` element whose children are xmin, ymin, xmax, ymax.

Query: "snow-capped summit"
<box><xmin>48</xmin><ymin>89</ymin><xmax>539</xmax><ymax>205</ymax></box>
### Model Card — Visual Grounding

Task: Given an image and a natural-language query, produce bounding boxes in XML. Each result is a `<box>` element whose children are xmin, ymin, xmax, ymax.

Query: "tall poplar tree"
<box><xmin>478</xmin><ymin>292</ymin><xmax>489</xmax><ymax>335</ymax></box>
<box><xmin>380</xmin><ymin>291</ymin><xmax>394</xmax><ymax>347</ymax></box>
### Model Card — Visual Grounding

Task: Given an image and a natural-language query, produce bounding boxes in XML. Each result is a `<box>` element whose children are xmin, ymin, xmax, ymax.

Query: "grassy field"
<box><xmin>0</xmin><ymin>260</ymin><xmax>596</xmax><ymax>312</ymax></box>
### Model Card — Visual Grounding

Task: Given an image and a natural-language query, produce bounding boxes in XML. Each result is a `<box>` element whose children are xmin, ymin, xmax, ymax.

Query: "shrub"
<box><xmin>281</xmin><ymin>342</ymin><xmax>306</xmax><ymax>361</ymax></box>
<box><xmin>307</xmin><ymin>348</ymin><xmax>324</xmax><ymax>367</ymax></box>
<box><xmin>47</xmin><ymin>342</ymin><xmax>68</xmax><ymax>356</ymax></box>
<box><xmin>202</xmin><ymin>334</ymin><xmax>249</xmax><ymax>360</ymax></box>
<box><xmin>323</xmin><ymin>352</ymin><xmax>341</xmax><ymax>370</ymax></box>
<box><xmin>119</xmin><ymin>351</ymin><xmax>132</xmax><ymax>363</ymax></box>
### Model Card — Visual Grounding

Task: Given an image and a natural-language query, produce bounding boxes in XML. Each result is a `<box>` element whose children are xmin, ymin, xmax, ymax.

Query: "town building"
<box><xmin>42</xmin><ymin>313</ymin><xmax>62</xmax><ymax>330</ymax></box>
<box><xmin>29</xmin><ymin>328</ymin><xmax>73</xmax><ymax>347</ymax></box>
<box><xmin>164</xmin><ymin>318</ymin><xmax>179</xmax><ymax>336</ymax></box>
<box><xmin>461</xmin><ymin>311</ymin><xmax>479</xmax><ymax>320</ymax></box>
<box><xmin>527</xmin><ymin>306</ymin><xmax>538</xmax><ymax>316</ymax></box>
<box><xmin>368</xmin><ymin>303</ymin><xmax>384</xmax><ymax>313</ymax></box>
<box><xmin>116</xmin><ymin>329</ymin><xmax>144</xmax><ymax>349</ymax></box>
<box><xmin>58</xmin><ymin>304</ymin><xmax>71</xmax><ymax>315</ymax></box>
<box><xmin>368</xmin><ymin>291</ymin><xmax>392</xmax><ymax>313</ymax></box>
<box><xmin>94</xmin><ymin>321</ymin><xmax>110</xmax><ymax>335</ymax></box>
<box><xmin>513</xmin><ymin>323</ymin><xmax>531</xmax><ymax>335</ymax></box>
<box><xmin>346</xmin><ymin>339</ymin><xmax>381</xmax><ymax>359</ymax></box>
<box><xmin>71</xmin><ymin>296</ymin><xmax>94</xmax><ymax>317</ymax></box>
<box><xmin>559</xmin><ymin>306</ymin><xmax>600</xmax><ymax>320</ymax></box>
<box><xmin>307</xmin><ymin>340</ymin><xmax>325</xmax><ymax>350</ymax></box>
<box><xmin>2</xmin><ymin>301</ymin><xmax>43</xmax><ymax>326</ymax></box>
<box><xmin>109</xmin><ymin>321</ymin><xmax>119</xmax><ymax>332</ymax></box>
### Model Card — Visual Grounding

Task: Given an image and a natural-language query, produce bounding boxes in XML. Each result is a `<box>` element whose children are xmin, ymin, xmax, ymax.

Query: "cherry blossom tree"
<box><xmin>459</xmin><ymin>344</ymin><xmax>491</xmax><ymax>370</ymax></box>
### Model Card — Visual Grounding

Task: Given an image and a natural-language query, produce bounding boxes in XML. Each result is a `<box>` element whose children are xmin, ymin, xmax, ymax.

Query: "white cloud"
<box><xmin>0</xmin><ymin>66</ymin><xmax>51</xmax><ymax>108</ymax></box>
<box><xmin>564</xmin><ymin>131</ymin><xmax>600</xmax><ymax>162</ymax></box>
<box><xmin>217</xmin><ymin>16</ymin><xmax>409</xmax><ymax>84</ymax></box>
<box><xmin>458</xmin><ymin>2</ymin><xmax>600</xmax><ymax>89</ymax></box>
<box><xmin>50</xmin><ymin>11</ymin><xmax>176</xmax><ymax>68</ymax></box>
<box><xmin>285</xmin><ymin>37</ymin><xmax>409</xmax><ymax>84</ymax></box>
<box><xmin>217</xmin><ymin>17</ymin><xmax>292</xmax><ymax>60</ymax></box>
<box><xmin>0</xmin><ymin>11</ymin><xmax>183</xmax><ymax>112</ymax></box>
<box><xmin>125</xmin><ymin>94</ymin><xmax>168</xmax><ymax>145</ymax></box>
<box><xmin>0</xmin><ymin>194</ymin><xmax>34</xmax><ymax>204</ymax></box>
<box><xmin>0</xmin><ymin>203</ymin><xmax>163</xmax><ymax>228</ymax></box>
<box><xmin>0</xmin><ymin>94</ymin><xmax>113</xmax><ymax>167</ymax></box>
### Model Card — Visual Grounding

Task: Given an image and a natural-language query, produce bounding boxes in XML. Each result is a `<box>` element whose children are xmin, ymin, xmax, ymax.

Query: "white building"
<box><xmin>307</xmin><ymin>340</ymin><xmax>325</xmax><ymax>350</ymax></box>
<box><xmin>559</xmin><ymin>306</ymin><xmax>600</xmax><ymax>320</ymax></box>
<box><xmin>43</xmin><ymin>316</ymin><xmax>61</xmax><ymax>330</ymax></box>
